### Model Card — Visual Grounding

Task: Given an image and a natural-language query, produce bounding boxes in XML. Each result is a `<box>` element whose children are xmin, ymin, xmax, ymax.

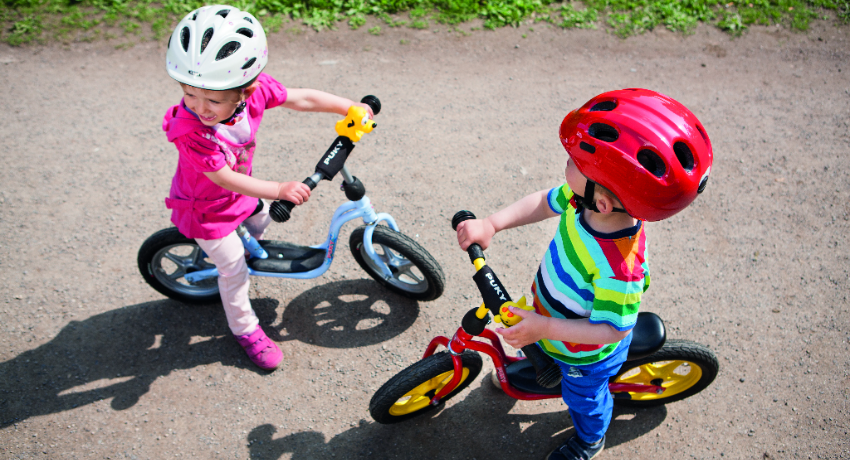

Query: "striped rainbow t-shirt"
<box><xmin>532</xmin><ymin>183</ymin><xmax>650</xmax><ymax>366</ymax></box>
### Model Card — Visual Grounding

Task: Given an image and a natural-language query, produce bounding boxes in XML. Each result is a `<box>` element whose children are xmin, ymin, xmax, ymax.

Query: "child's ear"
<box><xmin>241</xmin><ymin>82</ymin><xmax>259</xmax><ymax>100</ymax></box>
<box><xmin>594</xmin><ymin>194</ymin><xmax>618</xmax><ymax>214</ymax></box>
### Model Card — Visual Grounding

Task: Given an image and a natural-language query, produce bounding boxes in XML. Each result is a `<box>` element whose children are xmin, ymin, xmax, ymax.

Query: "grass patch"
<box><xmin>2</xmin><ymin>0</ymin><xmax>848</xmax><ymax>45</ymax></box>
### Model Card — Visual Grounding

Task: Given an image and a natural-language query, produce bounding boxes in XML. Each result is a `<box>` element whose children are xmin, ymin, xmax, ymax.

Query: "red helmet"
<box><xmin>559</xmin><ymin>88</ymin><xmax>713</xmax><ymax>222</ymax></box>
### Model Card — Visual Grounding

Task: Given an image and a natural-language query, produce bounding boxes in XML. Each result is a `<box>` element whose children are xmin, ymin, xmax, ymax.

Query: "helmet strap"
<box><xmin>220</xmin><ymin>101</ymin><xmax>247</xmax><ymax>126</ymax></box>
<box><xmin>575</xmin><ymin>180</ymin><xmax>627</xmax><ymax>214</ymax></box>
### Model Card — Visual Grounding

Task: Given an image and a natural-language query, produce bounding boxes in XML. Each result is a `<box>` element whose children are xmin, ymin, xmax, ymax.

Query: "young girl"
<box><xmin>162</xmin><ymin>5</ymin><xmax>374</xmax><ymax>371</ymax></box>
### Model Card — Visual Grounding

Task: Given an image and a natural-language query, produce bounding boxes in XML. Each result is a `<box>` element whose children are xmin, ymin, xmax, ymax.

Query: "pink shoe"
<box><xmin>235</xmin><ymin>327</ymin><xmax>283</xmax><ymax>370</ymax></box>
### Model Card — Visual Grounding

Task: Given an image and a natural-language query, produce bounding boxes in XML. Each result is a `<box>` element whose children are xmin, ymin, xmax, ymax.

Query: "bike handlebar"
<box><xmin>452</xmin><ymin>210</ymin><xmax>562</xmax><ymax>389</ymax></box>
<box><xmin>269</xmin><ymin>96</ymin><xmax>380</xmax><ymax>224</ymax></box>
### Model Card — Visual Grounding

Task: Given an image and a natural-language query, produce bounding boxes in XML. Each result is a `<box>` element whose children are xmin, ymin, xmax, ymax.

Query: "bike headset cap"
<box><xmin>559</xmin><ymin>88</ymin><xmax>713</xmax><ymax>222</ymax></box>
<box><xmin>165</xmin><ymin>5</ymin><xmax>268</xmax><ymax>91</ymax></box>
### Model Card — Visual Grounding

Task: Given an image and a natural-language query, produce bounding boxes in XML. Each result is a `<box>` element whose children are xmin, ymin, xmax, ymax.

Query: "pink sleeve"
<box><xmin>254</xmin><ymin>73</ymin><xmax>288</xmax><ymax>110</ymax></box>
<box><xmin>181</xmin><ymin>132</ymin><xmax>226</xmax><ymax>173</ymax></box>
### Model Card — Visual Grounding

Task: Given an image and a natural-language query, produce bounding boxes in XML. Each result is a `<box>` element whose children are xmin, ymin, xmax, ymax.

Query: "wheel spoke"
<box><xmin>165</xmin><ymin>267</ymin><xmax>187</xmax><ymax>281</ymax></box>
<box><xmin>381</xmin><ymin>245</ymin><xmax>403</xmax><ymax>265</ymax></box>
<box><xmin>163</xmin><ymin>251</ymin><xmax>184</xmax><ymax>266</ymax></box>
<box><xmin>397</xmin><ymin>267</ymin><xmax>423</xmax><ymax>283</ymax></box>
<box><xmin>649</xmin><ymin>360</ymin><xmax>684</xmax><ymax>380</ymax></box>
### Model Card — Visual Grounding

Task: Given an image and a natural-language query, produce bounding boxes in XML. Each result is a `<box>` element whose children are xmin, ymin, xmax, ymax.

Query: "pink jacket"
<box><xmin>163</xmin><ymin>73</ymin><xmax>288</xmax><ymax>240</ymax></box>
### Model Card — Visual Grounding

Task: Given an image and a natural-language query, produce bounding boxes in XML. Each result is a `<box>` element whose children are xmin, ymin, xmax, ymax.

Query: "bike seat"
<box><xmin>626</xmin><ymin>311</ymin><xmax>666</xmax><ymax>362</ymax></box>
<box><xmin>248</xmin><ymin>241</ymin><xmax>326</xmax><ymax>273</ymax></box>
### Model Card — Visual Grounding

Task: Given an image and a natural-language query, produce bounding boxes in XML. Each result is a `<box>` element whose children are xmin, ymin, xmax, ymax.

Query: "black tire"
<box><xmin>611</xmin><ymin>339</ymin><xmax>719</xmax><ymax>407</ymax></box>
<box><xmin>137</xmin><ymin>227</ymin><xmax>220</xmax><ymax>304</ymax></box>
<box><xmin>350</xmin><ymin>225</ymin><xmax>445</xmax><ymax>301</ymax></box>
<box><xmin>369</xmin><ymin>351</ymin><xmax>483</xmax><ymax>424</ymax></box>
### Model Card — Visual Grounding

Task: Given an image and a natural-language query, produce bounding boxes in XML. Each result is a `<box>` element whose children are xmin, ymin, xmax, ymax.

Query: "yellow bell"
<box><xmin>335</xmin><ymin>105</ymin><xmax>376</xmax><ymax>142</ymax></box>
<box><xmin>495</xmin><ymin>296</ymin><xmax>533</xmax><ymax>327</ymax></box>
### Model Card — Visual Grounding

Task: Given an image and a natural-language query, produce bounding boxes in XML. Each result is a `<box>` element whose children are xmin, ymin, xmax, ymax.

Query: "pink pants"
<box><xmin>195</xmin><ymin>202</ymin><xmax>271</xmax><ymax>337</ymax></box>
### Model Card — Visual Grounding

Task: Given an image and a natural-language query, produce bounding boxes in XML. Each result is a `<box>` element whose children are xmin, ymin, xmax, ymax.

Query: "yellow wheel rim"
<box><xmin>388</xmin><ymin>368</ymin><xmax>471</xmax><ymax>416</ymax></box>
<box><xmin>613</xmin><ymin>360</ymin><xmax>702</xmax><ymax>401</ymax></box>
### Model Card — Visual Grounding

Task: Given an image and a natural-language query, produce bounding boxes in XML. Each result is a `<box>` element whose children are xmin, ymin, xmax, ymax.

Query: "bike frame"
<box><xmin>183</xmin><ymin>167</ymin><xmax>400</xmax><ymax>283</ymax></box>
<box><xmin>421</xmin><ymin>325</ymin><xmax>665</xmax><ymax>406</ymax></box>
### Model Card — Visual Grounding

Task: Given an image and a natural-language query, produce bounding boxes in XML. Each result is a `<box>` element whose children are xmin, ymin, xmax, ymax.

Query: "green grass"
<box><xmin>2</xmin><ymin>0</ymin><xmax>848</xmax><ymax>45</ymax></box>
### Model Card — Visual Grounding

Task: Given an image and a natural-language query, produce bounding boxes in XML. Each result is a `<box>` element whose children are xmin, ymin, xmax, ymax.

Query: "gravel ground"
<box><xmin>0</xmin><ymin>18</ymin><xmax>849</xmax><ymax>460</ymax></box>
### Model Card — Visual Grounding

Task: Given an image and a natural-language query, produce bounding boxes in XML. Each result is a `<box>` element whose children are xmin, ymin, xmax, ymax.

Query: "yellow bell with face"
<box><xmin>493</xmin><ymin>296</ymin><xmax>534</xmax><ymax>327</ymax></box>
<box><xmin>335</xmin><ymin>105</ymin><xmax>376</xmax><ymax>142</ymax></box>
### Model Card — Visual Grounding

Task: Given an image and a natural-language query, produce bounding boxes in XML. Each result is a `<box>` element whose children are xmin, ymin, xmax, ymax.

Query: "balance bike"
<box><xmin>369</xmin><ymin>211</ymin><xmax>718</xmax><ymax>424</ymax></box>
<box><xmin>138</xmin><ymin>96</ymin><xmax>445</xmax><ymax>304</ymax></box>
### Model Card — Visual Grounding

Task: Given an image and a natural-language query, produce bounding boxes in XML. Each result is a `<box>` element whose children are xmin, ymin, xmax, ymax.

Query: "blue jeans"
<box><xmin>556</xmin><ymin>332</ymin><xmax>632</xmax><ymax>444</ymax></box>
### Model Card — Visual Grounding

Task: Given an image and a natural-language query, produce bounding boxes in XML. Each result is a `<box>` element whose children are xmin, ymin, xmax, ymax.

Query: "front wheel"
<box><xmin>350</xmin><ymin>225</ymin><xmax>445</xmax><ymax>301</ymax></box>
<box><xmin>369</xmin><ymin>351</ymin><xmax>483</xmax><ymax>424</ymax></box>
<box><xmin>137</xmin><ymin>227</ymin><xmax>220</xmax><ymax>304</ymax></box>
<box><xmin>611</xmin><ymin>339</ymin><xmax>719</xmax><ymax>407</ymax></box>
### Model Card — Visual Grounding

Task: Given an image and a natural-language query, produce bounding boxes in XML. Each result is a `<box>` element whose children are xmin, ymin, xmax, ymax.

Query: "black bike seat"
<box><xmin>247</xmin><ymin>241</ymin><xmax>326</xmax><ymax>273</ymax></box>
<box><xmin>626</xmin><ymin>311</ymin><xmax>666</xmax><ymax>362</ymax></box>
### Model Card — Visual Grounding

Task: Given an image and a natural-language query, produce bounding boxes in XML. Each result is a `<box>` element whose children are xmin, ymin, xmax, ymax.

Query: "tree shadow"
<box><xmin>271</xmin><ymin>279</ymin><xmax>419</xmax><ymax>348</ymax></box>
<box><xmin>245</xmin><ymin>384</ymin><xmax>667</xmax><ymax>460</ymax></box>
<box><xmin>0</xmin><ymin>280</ymin><xmax>419</xmax><ymax>428</ymax></box>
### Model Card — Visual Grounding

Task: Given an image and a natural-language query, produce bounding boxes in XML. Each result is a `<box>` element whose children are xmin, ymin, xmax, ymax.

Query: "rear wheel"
<box><xmin>137</xmin><ymin>227</ymin><xmax>220</xmax><ymax>304</ymax></box>
<box><xmin>611</xmin><ymin>339</ymin><xmax>718</xmax><ymax>407</ymax></box>
<box><xmin>369</xmin><ymin>351</ymin><xmax>482</xmax><ymax>424</ymax></box>
<box><xmin>350</xmin><ymin>225</ymin><xmax>445</xmax><ymax>301</ymax></box>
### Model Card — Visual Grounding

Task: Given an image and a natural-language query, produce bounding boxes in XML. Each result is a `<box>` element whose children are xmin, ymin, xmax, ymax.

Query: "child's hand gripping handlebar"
<box><xmin>269</xmin><ymin>95</ymin><xmax>381</xmax><ymax>223</ymax></box>
<box><xmin>452</xmin><ymin>210</ymin><xmax>563</xmax><ymax>389</ymax></box>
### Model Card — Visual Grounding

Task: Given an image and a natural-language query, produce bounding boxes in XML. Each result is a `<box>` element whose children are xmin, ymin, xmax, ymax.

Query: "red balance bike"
<box><xmin>369</xmin><ymin>211</ymin><xmax>719</xmax><ymax>424</ymax></box>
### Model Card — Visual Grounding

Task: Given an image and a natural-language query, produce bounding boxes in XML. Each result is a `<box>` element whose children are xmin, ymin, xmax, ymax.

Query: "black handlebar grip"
<box><xmin>452</xmin><ymin>211</ymin><xmax>485</xmax><ymax>263</ymax></box>
<box><xmin>467</xmin><ymin>244</ymin><xmax>485</xmax><ymax>264</ymax></box>
<box><xmin>269</xmin><ymin>177</ymin><xmax>319</xmax><ymax>223</ymax></box>
<box><xmin>360</xmin><ymin>95</ymin><xmax>381</xmax><ymax>115</ymax></box>
<box><xmin>451</xmin><ymin>210</ymin><xmax>475</xmax><ymax>230</ymax></box>
<box><xmin>521</xmin><ymin>345</ymin><xmax>563</xmax><ymax>388</ymax></box>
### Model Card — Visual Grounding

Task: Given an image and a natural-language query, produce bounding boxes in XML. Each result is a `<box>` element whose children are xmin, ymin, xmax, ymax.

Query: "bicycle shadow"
<box><xmin>245</xmin><ymin>384</ymin><xmax>667</xmax><ymax>459</ymax></box>
<box><xmin>0</xmin><ymin>280</ymin><xmax>419</xmax><ymax>428</ymax></box>
<box><xmin>271</xmin><ymin>279</ymin><xmax>419</xmax><ymax>348</ymax></box>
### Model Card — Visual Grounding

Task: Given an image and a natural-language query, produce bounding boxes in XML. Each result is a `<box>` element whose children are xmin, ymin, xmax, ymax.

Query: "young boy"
<box><xmin>456</xmin><ymin>89</ymin><xmax>713</xmax><ymax>460</ymax></box>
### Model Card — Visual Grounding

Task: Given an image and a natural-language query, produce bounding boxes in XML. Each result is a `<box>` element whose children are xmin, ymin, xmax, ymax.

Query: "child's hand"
<box><xmin>495</xmin><ymin>306</ymin><xmax>550</xmax><ymax>349</ymax></box>
<box><xmin>456</xmin><ymin>218</ymin><xmax>496</xmax><ymax>250</ymax></box>
<box><xmin>352</xmin><ymin>101</ymin><xmax>374</xmax><ymax>118</ymax></box>
<box><xmin>277</xmin><ymin>182</ymin><xmax>311</xmax><ymax>204</ymax></box>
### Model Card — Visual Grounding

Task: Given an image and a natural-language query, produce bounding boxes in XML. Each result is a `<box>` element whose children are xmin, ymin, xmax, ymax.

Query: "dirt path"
<box><xmin>1</xmin><ymin>19</ymin><xmax>849</xmax><ymax>460</ymax></box>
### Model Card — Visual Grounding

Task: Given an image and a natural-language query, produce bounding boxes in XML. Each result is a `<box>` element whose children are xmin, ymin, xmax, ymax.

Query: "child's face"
<box><xmin>181</xmin><ymin>84</ymin><xmax>243</xmax><ymax>126</ymax></box>
<box><xmin>564</xmin><ymin>157</ymin><xmax>588</xmax><ymax>194</ymax></box>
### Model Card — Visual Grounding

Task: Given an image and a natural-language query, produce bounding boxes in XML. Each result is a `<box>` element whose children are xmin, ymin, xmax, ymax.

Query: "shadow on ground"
<box><xmin>0</xmin><ymin>280</ymin><xmax>419</xmax><ymax>428</ymax></box>
<box><xmin>272</xmin><ymin>279</ymin><xmax>420</xmax><ymax>348</ymax></box>
<box><xmin>246</xmin><ymin>385</ymin><xmax>666</xmax><ymax>459</ymax></box>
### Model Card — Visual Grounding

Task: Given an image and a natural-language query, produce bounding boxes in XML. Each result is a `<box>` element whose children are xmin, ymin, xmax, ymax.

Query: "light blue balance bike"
<box><xmin>138</xmin><ymin>96</ymin><xmax>445</xmax><ymax>304</ymax></box>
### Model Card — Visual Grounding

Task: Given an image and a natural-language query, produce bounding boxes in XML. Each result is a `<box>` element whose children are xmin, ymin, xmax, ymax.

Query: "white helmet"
<box><xmin>165</xmin><ymin>5</ymin><xmax>268</xmax><ymax>91</ymax></box>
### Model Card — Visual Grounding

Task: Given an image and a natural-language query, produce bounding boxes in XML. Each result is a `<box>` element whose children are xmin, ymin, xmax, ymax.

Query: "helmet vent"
<box><xmin>637</xmin><ymin>149</ymin><xmax>666</xmax><ymax>177</ymax></box>
<box><xmin>216</xmin><ymin>9</ymin><xmax>230</xmax><ymax>18</ymax></box>
<box><xmin>200</xmin><ymin>28</ymin><xmax>214</xmax><ymax>54</ymax></box>
<box><xmin>589</xmin><ymin>101</ymin><xmax>617</xmax><ymax>112</ymax></box>
<box><xmin>191</xmin><ymin>12</ymin><xmax>198</xmax><ymax>20</ymax></box>
<box><xmin>242</xmin><ymin>58</ymin><xmax>257</xmax><ymax>69</ymax></box>
<box><xmin>588</xmin><ymin>123</ymin><xmax>619</xmax><ymax>142</ymax></box>
<box><xmin>673</xmin><ymin>142</ymin><xmax>695</xmax><ymax>171</ymax></box>
<box><xmin>243</xmin><ymin>16</ymin><xmax>254</xmax><ymax>24</ymax></box>
<box><xmin>216</xmin><ymin>41</ymin><xmax>242</xmax><ymax>61</ymax></box>
<box><xmin>180</xmin><ymin>27</ymin><xmax>190</xmax><ymax>52</ymax></box>
<box><xmin>236</xmin><ymin>27</ymin><xmax>254</xmax><ymax>38</ymax></box>
<box><xmin>580</xmin><ymin>142</ymin><xmax>596</xmax><ymax>154</ymax></box>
